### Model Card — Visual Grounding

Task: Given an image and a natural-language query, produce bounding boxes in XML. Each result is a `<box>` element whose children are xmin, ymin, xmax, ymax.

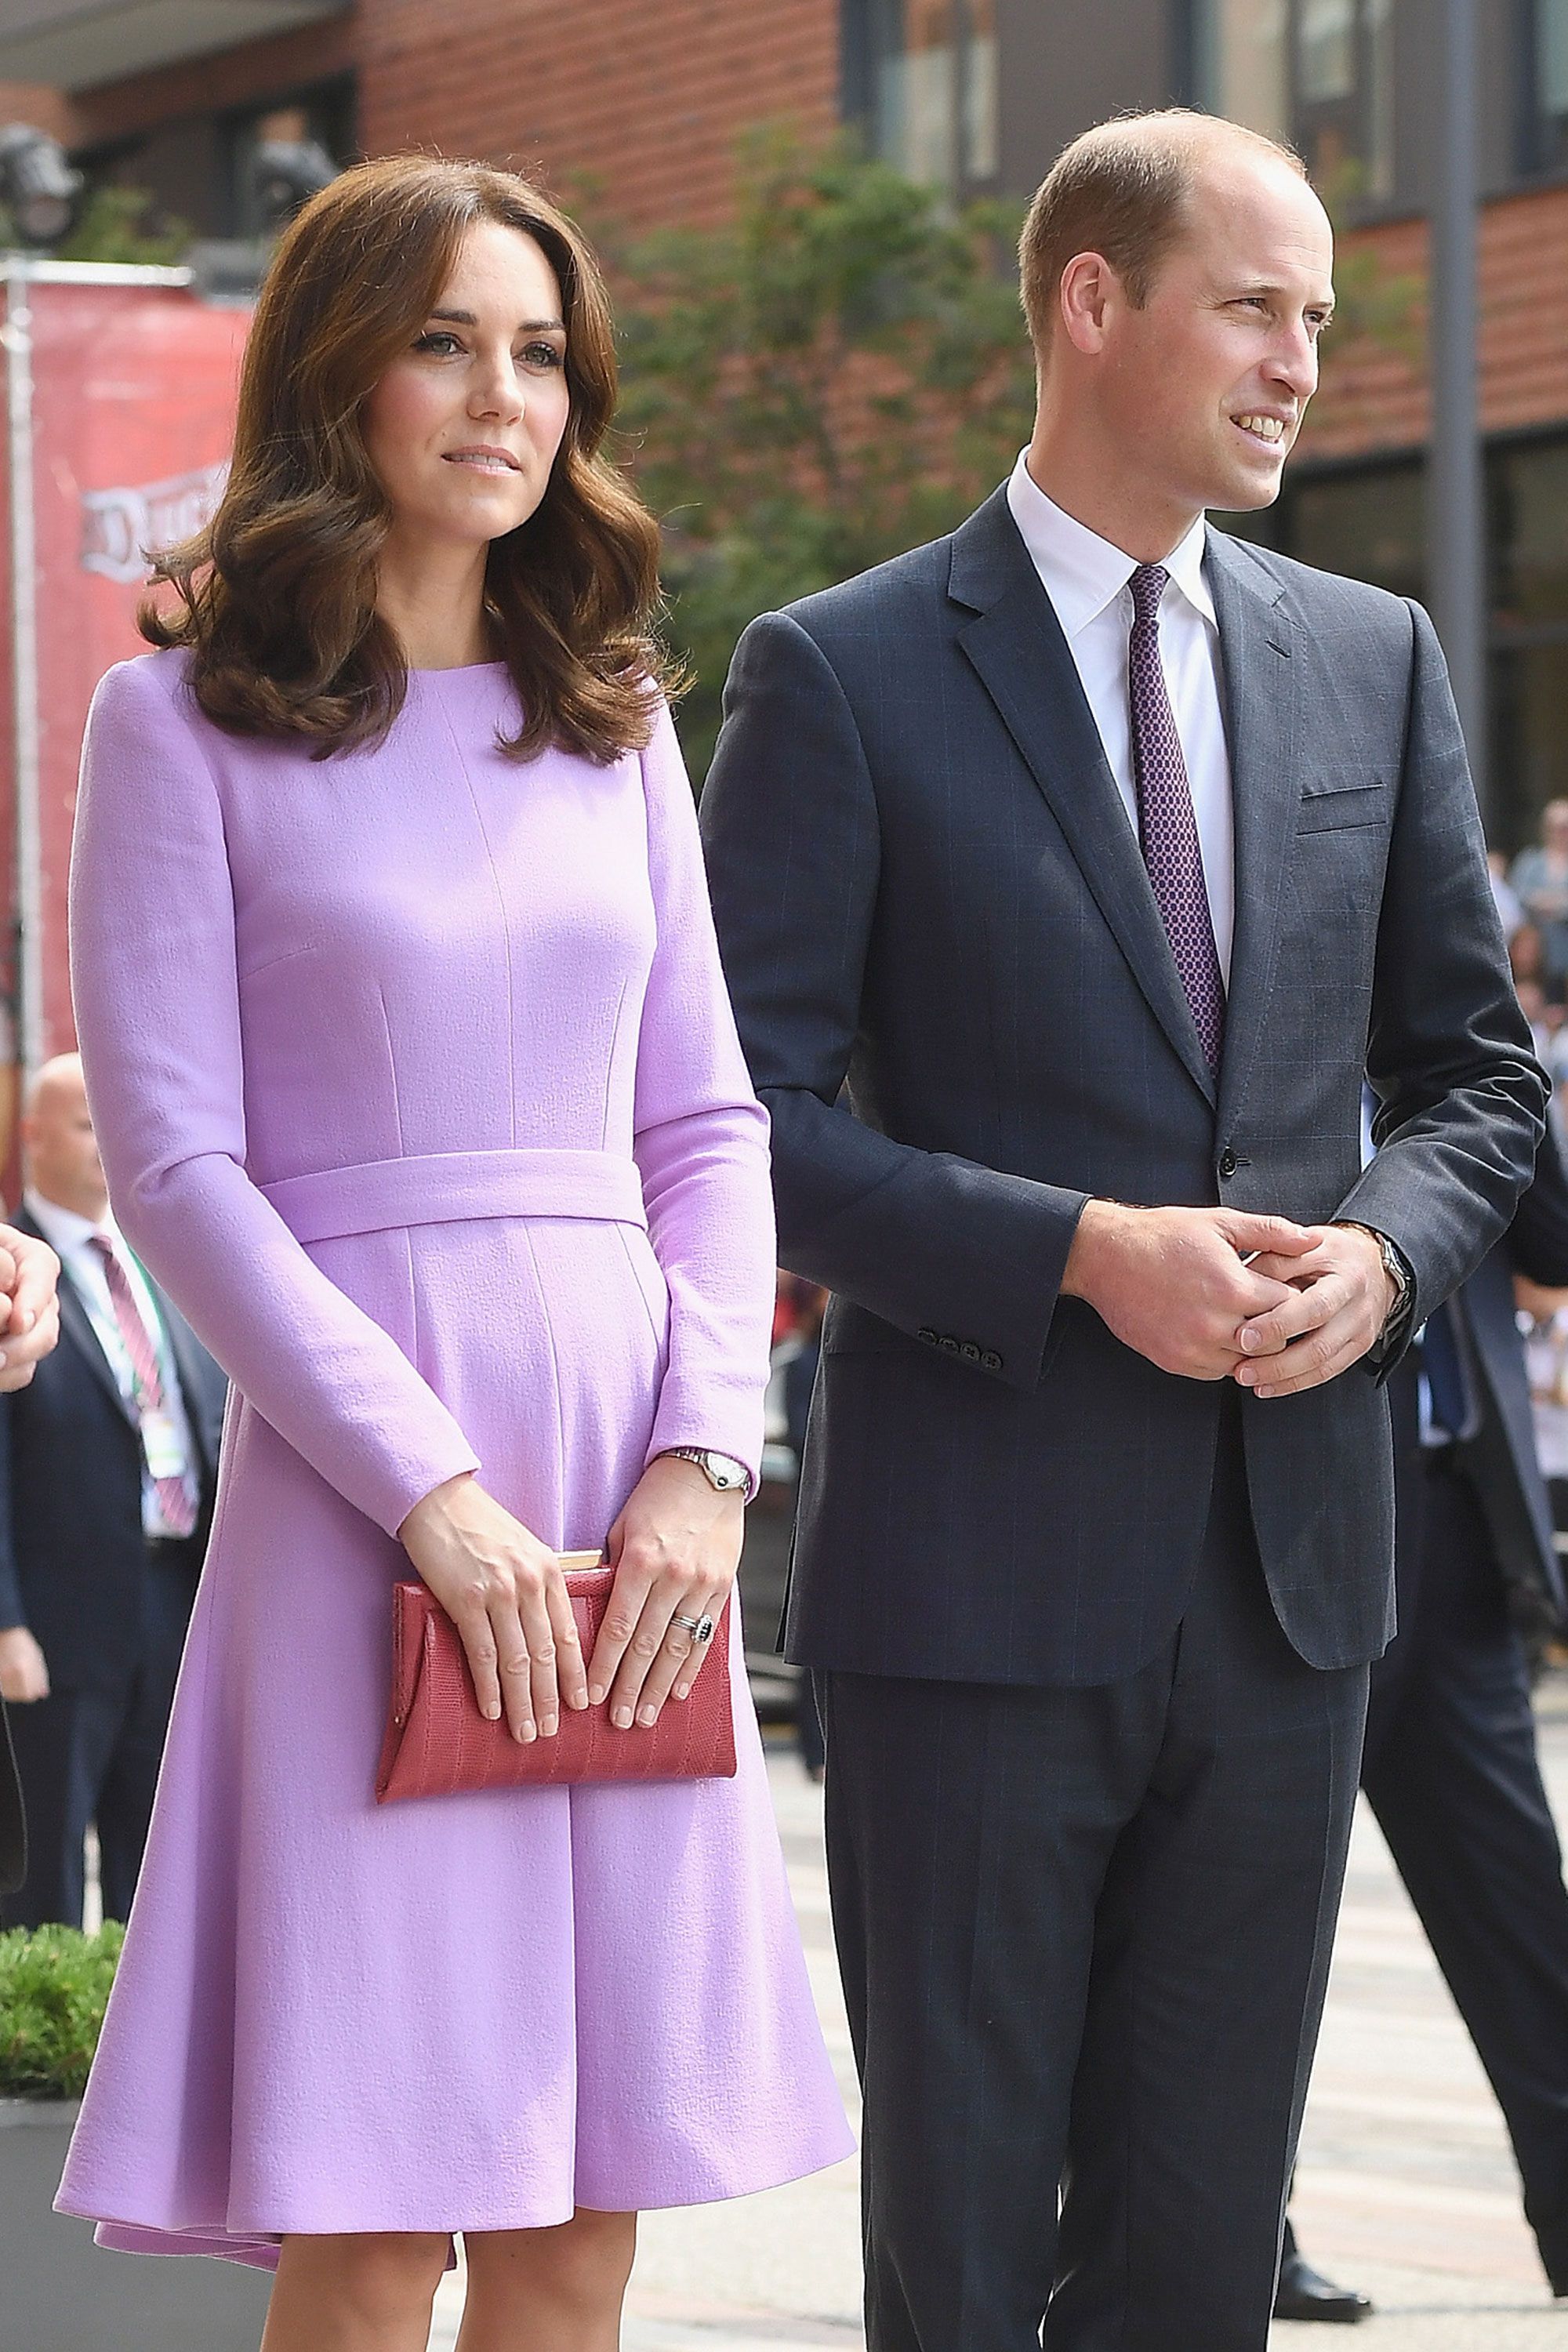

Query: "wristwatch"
<box><xmin>659</xmin><ymin>1446</ymin><xmax>753</xmax><ymax>1497</ymax></box>
<box><xmin>1334</xmin><ymin>1221</ymin><xmax>1414</xmax><ymax>1346</ymax></box>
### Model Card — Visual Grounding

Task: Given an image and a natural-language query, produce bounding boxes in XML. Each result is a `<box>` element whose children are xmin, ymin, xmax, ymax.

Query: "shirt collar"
<box><xmin>23</xmin><ymin>1188</ymin><xmax>119</xmax><ymax>1262</ymax></box>
<box><xmin>1004</xmin><ymin>450</ymin><xmax>1217</xmax><ymax>637</ymax></box>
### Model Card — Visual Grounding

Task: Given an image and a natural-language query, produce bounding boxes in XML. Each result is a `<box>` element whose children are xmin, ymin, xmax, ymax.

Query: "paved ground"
<box><xmin>430</xmin><ymin>1692</ymin><xmax>1568</xmax><ymax>2350</ymax></box>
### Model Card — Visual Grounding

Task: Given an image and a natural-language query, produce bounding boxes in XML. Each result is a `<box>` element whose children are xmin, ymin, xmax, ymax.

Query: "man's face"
<box><xmin>1095</xmin><ymin>151</ymin><xmax>1335</xmax><ymax>518</ymax></box>
<box><xmin>24</xmin><ymin>1063</ymin><xmax>106</xmax><ymax>1218</ymax></box>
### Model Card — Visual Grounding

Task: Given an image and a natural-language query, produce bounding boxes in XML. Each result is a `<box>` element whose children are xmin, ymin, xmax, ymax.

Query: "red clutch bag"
<box><xmin>376</xmin><ymin>1552</ymin><xmax>738</xmax><ymax>1802</ymax></box>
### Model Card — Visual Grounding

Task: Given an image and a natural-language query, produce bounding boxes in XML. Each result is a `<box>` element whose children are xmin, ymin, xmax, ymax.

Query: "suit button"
<box><xmin>981</xmin><ymin>1350</ymin><xmax>1003</xmax><ymax>1373</ymax></box>
<box><xmin>1218</xmin><ymin>1147</ymin><xmax>1238</xmax><ymax>1180</ymax></box>
<box><xmin>917</xmin><ymin>1327</ymin><xmax>938</xmax><ymax>1345</ymax></box>
<box><xmin>938</xmin><ymin>1334</ymin><xmax>960</xmax><ymax>1353</ymax></box>
<box><xmin>960</xmin><ymin>1341</ymin><xmax>980</xmax><ymax>1363</ymax></box>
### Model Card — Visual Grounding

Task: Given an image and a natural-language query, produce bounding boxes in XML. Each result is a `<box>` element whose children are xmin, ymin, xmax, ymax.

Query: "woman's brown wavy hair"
<box><xmin>143</xmin><ymin>155</ymin><xmax>674</xmax><ymax>763</ymax></box>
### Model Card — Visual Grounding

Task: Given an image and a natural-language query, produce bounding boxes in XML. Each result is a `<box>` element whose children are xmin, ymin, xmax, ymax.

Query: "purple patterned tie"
<box><xmin>1127</xmin><ymin>563</ymin><xmax>1225</xmax><ymax>1070</ymax></box>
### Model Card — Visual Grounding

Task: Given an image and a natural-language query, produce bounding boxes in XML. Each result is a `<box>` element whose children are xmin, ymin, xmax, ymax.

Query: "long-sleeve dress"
<box><xmin>56</xmin><ymin>649</ymin><xmax>851</xmax><ymax>2265</ymax></box>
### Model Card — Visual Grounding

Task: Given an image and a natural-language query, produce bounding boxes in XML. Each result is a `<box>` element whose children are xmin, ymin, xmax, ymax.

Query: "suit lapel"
<box><xmin>12</xmin><ymin>1204</ymin><xmax>137</xmax><ymax>1432</ymax></box>
<box><xmin>950</xmin><ymin>494</ymin><xmax>1217</xmax><ymax>1105</ymax></box>
<box><xmin>56</xmin><ymin>1265</ymin><xmax>139</xmax><ymax>1428</ymax></box>
<box><xmin>1206</xmin><ymin>530</ymin><xmax>1301</xmax><ymax>1129</ymax></box>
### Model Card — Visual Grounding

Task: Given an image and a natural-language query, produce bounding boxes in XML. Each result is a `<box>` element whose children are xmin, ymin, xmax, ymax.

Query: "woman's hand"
<box><xmin>397</xmin><ymin>1474</ymin><xmax>590</xmax><ymax>1740</ymax></box>
<box><xmin>586</xmin><ymin>1454</ymin><xmax>744</xmax><ymax>1730</ymax></box>
<box><xmin>0</xmin><ymin>1227</ymin><xmax>60</xmax><ymax>1393</ymax></box>
<box><xmin>0</xmin><ymin>1625</ymin><xmax>49</xmax><ymax>1704</ymax></box>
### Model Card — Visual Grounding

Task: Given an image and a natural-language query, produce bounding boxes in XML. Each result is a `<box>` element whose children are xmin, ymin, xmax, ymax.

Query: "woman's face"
<box><xmin>362</xmin><ymin>220</ymin><xmax>572</xmax><ymax>552</ymax></box>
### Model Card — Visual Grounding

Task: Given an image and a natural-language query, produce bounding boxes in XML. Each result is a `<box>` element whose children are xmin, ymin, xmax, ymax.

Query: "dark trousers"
<box><xmin>1</xmin><ymin>1541</ymin><xmax>194</xmax><ymax>1930</ymax></box>
<box><xmin>1360</xmin><ymin>1443</ymin><xmax>1568</xmax><ymax>2287</ymax></box>
<box><xmin>819</xmin><ymin>1421</ymin><xmax>1369</xmax><ymax>2352</ymax></box>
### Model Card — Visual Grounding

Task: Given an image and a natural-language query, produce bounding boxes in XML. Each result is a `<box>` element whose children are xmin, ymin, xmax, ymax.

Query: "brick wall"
<box><xmin>0</xmin><ymin>83</ymin><xmax>76</xmax><ymax>146</ymax></box>
<box><xmin>356</xmin><ymin>0</ymin><xmax>840</xmax><ymax>228</ymax></box>
<box><xmin>2</xmin><ymin>17</ymin><xmax>354</xmax><ymax>153</ymax></box>
<box><xmin>6</xmin><ymin>0</ymin><xmax>837</xmax><ymax>244</ymax></box>
<box><xmin>1302</xmin><ymin>183</ymin><xmax>1568</xmax><ymax>463</ymax></box>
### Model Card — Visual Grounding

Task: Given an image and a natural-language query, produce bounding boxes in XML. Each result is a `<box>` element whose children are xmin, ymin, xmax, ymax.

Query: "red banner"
<box><xmin>0</xmin><ymin>271</ymin><xmax>248</xmax><ymax>1118</ymax></box>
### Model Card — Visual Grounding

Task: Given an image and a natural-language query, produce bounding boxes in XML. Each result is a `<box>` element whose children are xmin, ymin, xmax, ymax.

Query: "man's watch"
<box><xmin>659</xmin><ymin>1446</ymin><xmax>753</xmax><ymax>1497</ymax></box>
<box><xmin>1335</xmin><ymin>1221</ymin><xmax>1414</xmax><ymax>1335</ymax></box>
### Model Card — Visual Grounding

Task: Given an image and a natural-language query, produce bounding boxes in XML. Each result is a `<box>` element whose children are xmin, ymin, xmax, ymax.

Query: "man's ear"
<box><xmin>1057</xmin><ymin>251</ymin><xmax>1121</xmax><ymax>358</ymax></box>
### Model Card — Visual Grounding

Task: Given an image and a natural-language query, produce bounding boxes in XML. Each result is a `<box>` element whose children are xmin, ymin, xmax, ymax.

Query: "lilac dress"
<box><xmin>56</xmin><ymin>649</ymin><xmax>851</xmax><ymax>2264</ymax></box>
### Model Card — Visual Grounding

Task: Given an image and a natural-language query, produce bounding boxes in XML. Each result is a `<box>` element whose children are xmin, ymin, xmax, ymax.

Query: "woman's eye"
<box><xmin>415</xmin><ymin>331</ymin><xmax>463</xmax><ymax>356</ymax></box>
<box><xmin>521</xmin><ymin>341</ymin><xmax>564</xmax><ymax>369</ymax></box>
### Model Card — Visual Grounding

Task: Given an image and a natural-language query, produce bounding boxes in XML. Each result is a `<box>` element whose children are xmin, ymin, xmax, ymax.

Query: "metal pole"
<box><xmin>1</xmin><ymin>255</ymin><xmax>42</xmax><ymax>1080</ymax></box>
<box><xmin>1428</xmin><ymin>0</ymin><xmax>1487</xmax><ymax>818</ymax></box>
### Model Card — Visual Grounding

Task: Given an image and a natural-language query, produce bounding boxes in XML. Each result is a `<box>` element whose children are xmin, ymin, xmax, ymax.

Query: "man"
<box><xmin>0</xmin><ymin>1054</ymin><xmax>224</xmax><ymax>1929</ymax></box>
<box><xmin>0</xmin><ymin>1218</ymin><xmax>65</xmax><ymax>1900</ymax></box>
<box><xmin>699</xmin><ymin>111</ymin><xmax>1545</xmax><ymax>2352</ymax></box>
<box><xmin>1282</xmin><ymin>1123</ymin><xmax>1568</xmax><ymax>2319</ymax></box>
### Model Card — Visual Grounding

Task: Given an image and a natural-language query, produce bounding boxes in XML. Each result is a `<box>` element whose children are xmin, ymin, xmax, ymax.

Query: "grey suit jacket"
<box><xmin>699</xmin><ymin>486</ymin><xmax>1546</xmax><ymax>1686</ymax></box>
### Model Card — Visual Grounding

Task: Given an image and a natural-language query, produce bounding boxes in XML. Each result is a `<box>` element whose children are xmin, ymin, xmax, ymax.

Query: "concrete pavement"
<box><xmin>430</xmin><ymin>1695</ymin><xmax>1568</xmax><ymax>2349</ymax></box>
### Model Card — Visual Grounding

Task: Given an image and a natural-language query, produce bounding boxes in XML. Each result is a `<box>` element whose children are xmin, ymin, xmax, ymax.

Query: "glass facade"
<box><xmin>1189</xmin><ymin>0</ymin><xmax>1394</xmax><ymax>198</ymax></box>
<box><xmin>1490</xmin><ymin>437</ymin><xmax>1568</xmax><ymax>849</ymax></box>
<box><xmin>1530</xmin><ymin>0</ymin><xmax>1568</xmax><ymax>170</ymax></box>
<box><xmin>1191</xmin><ymin>0</ymin><xmax>1290</xmax><ymax>139</ymax></box>
<box><xmin>225</xmin><ymin>83</ymin><xmax>357</xmax><ymax>238</ymax></box>
<box><xmin>76</xmin><ymin>74</ymin><xmax>354</xmax><ymax>242</ymax></box>
<box><xmin>1236</xmin><ymin>437</ymin><xmax>1568</xmax><ymax>851</ymax></box>
<box><xmin>845</xmin><ymin>0</ymin><xmax>1000</xmax><ymax>197</ymax></box>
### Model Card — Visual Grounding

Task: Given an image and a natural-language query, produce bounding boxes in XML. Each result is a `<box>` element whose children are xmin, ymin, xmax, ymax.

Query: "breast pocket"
<box><xmin>1296</xmin><ymin>779</ymin><xmax>1388</xmax><ymax>835</ymax></box>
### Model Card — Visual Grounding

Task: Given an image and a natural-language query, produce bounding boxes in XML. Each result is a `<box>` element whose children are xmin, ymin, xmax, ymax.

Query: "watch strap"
<box><xmin>658</xmin><ymin>1446</ymin><xmax>754</xmax><ymax>1498</ymax></box>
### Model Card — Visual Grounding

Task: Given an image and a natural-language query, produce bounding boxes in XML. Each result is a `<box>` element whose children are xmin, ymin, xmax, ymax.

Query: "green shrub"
<box><xmin>0</xmin><ymin>1922</ymin><xmax>124</xmax><ymax>2100</ymax></box>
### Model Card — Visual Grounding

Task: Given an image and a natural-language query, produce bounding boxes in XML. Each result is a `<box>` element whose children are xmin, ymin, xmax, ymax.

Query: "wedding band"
<box><xmin>672</xmin><ymin>1612</ymin><xmax>715</xmax><ymax>1644</ymax></box>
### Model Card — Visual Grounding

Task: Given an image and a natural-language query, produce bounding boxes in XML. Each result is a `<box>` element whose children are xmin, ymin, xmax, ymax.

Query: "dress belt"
<box><xmin>260</xmin><ymin>1148</ymin><xmax>648</xmax><ymax>1245</ymax></box>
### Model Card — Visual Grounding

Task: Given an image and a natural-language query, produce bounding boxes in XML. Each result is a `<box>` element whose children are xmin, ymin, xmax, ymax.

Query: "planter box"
<box><xmin>0</xmin><ymin>2099</ymin><xmax>274</xmax><ymax>2350</ymax></box>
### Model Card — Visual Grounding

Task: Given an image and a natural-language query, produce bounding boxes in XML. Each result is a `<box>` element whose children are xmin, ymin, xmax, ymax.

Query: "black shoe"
<box><xmin>1273</xmin><ymin>2247</ymin><xmax>1374</xmax><ymax>2324</ymax></box>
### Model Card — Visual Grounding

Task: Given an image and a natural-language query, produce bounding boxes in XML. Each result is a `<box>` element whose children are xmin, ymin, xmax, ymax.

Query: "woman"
<box><xmin>57</xmin><ymin>157</ymin><xmax>851</xmax><ymax>2350</ymax></box>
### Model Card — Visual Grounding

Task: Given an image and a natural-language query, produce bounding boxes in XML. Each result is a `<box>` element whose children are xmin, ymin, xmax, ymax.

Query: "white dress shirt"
<box><xmin>1005</xmin><ymin>450</ymin><xmax>1236</xmax><ymax>982</ymax></box>
<box><xmin>24</xmin><ymin>1188</ymin><xmax>198</xmax><ymax>1538</ymax></box>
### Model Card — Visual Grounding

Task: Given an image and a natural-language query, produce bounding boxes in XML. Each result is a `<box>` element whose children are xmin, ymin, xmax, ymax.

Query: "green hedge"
<box><xmin>0</xmin><ymin>1922</ymin><xmax>124</xmax><ymax>2100</ymax></box>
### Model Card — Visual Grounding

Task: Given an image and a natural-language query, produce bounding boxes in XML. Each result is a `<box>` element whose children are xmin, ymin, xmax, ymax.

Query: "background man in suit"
<box><xmin>0</xmin><ymin>1054</ymin><xmax>224</xmax><ymax>1930</ymax></box>
<box><xmin>700</xmin><ymin>111</ymin><xmax>1546</xmax><ymax>2352</ymax></box>
<box><xmin>0</xmin><ymin>1222</ymin><xmax>68</xmax><ymax>1900</ymax></box>
<box><xmin>1281</xmin><ymin>1123</ymin><xmax>1568</xmax><ymax>2319</ymax></box>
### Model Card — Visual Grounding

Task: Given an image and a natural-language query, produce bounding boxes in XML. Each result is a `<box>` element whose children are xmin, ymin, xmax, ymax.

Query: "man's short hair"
<box><xmin>1018</xmin><ymin>110</ymin><xmax>1307</xmax><ymax>358</ymax></box>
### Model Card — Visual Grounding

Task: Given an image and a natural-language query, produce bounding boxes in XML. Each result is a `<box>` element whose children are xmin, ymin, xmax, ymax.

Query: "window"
<box><xmin>223</xmin><ymin>78</ymin><xmax>355</xmax><ymax>238</ymax></box>
<box><xmin>1189</xmin><ymin>0</ymin><xmax>1290</xmax><ymax>139</ymax></box>
<box><xmin>71</xmin><ymin>74</ymin><xmax>354</xmax><ymax>245</ymax></box>
<box><xmin>1297</xmin><ymin>0</ymin><xmax>1356</xmax><ymax>100</ymax></box>
<box><xmin>1279</xmin><ymin>459</ymin><xmax>1425</xmax><ymax>602</ymax></box>
<box><xmin>1525</xmin><ymin>0</ymin><xmax>1568</xmax><ymax>172</ymax></box>
<box><xmin>844</xmin><ymin>0</ymin><xmax>1000</xmax><ymax>198</ymax></box>
<box><xmin>1267</xmin><ymin>437</ymin><xmax>1568</xmax><ymax>852</ymax></box>
<box><xmin>1188</xmin><ymin>0</ymin><xmax>1395</xmax><ymax>201</ymax></box>
<box><xmin>1490</xmin><ymin>437</ymin><xmax>1568</xmax><ymax>849</ymax></box>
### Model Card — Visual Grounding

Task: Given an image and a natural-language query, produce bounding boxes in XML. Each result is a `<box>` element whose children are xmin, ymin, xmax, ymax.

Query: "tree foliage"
<box><xmin>612</xmin><ymin>131</ymin><xmax>1034</xmax><ymax>775</ymax></box>
<box><xmin>0</xmin><ymin>183</ymin><xmax>188</xmax><ymax>267</ymax></box>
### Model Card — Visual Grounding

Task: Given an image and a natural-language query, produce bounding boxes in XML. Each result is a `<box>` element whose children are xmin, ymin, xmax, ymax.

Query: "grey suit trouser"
<box><xmin>818</xmin><ymin>1410</ymin><xmax>1369</xmax><ymax>2352</ymax></box>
